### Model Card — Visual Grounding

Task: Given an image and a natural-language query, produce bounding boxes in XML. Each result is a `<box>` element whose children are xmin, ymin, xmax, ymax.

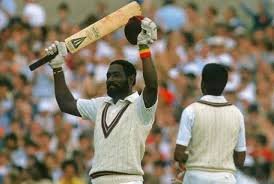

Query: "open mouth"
<box><xmin>107</xmin><ymin>84</ymin><xmax>118</xmax><ymax>89</ymax></box>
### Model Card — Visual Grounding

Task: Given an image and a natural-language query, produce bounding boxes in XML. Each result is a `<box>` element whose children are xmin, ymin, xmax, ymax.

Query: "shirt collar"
<box><xmin>200</xmin><ymin>95</ymin><xmax>227</xmax><ymax>103</ymax></box>
<box><xmin>104</xmin><ymin>92</ymin><xmax>139</xmax><ymax>104</ymax></box>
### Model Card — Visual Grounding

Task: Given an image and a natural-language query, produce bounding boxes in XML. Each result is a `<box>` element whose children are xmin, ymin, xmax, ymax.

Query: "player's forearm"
<box><xmin>174</xmin><ymin>152</ymin><xmax>188</xmax><ymax>163</ymax></box>
<box><xmin>233</xmin><ymin>151</ymin><xmax>246</xmax><ymax>168</ymax></box>
<box><xmin>174</xmin><ymin>145</ymin><xmax>188</xmax><ymax>163</ymax></box>
<box><xmin>139</xmin><ymin>45</ymin><xmax>158</xmax><ymax>107</ymax></box>
<box><xmin>139</xmin><ymin>44</ymin><xmax>158</xmax><ymax>90</ymax></box>
<box><xmin>53</xmin><ymin>68</ymin><xmax>79</xmax><ymax>116</ymax></box>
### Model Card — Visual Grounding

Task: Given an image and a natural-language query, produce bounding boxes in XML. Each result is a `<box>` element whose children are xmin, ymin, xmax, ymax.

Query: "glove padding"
<box><xmin>45</xmin><ymin>41</ymin><xmax>68</xmax><ymax>69</ymax></box>
<box><xmin>137</xmin><ymin>17</ymin><xmax>157</xmax><ymax>45</ymax></box>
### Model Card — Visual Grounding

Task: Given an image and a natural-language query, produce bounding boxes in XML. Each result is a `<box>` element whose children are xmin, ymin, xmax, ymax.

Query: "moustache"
<box><xmin>107</xmin><ymin>83</ymin><xmax>119</xmax><ymax>89</ymax></box>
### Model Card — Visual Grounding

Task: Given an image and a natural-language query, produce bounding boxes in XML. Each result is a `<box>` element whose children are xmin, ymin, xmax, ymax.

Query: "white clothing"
<box><xmin>0</xmin><ymin>0</ymin><xmax>16</xmax><ymax>30</ymax></box>
<box><xmin>183</xmin><ymin>170</ymin><xmax>236</xmax><ymax>184</ymax></box>
<box><xmin>0</xmin><ymin>11</ymin><xmax>8</xmax><ymax>30</ymax></box>
<box><xmin>176</xmin><ymin>95</ymin><xmax>246</xmax><ymax>174</ymax></box>
<box><xmin>176</xmin><ymin>95</ymin><xmax>246</xmax><ymax>152</ymax></box>
<box><xmin>238</xmin><ymin>83</ymin><xmax>256</xmax><ymax>103</ymax></box>
<box><xmin>23</xmin><ymin>2</ymin><xmax>45</xmax><ymax>27</ymax></box>
<box><xmin>91</xmin><ymin>175</ymin><xmax>143</xmax><ymax>184</ymax></box>
<box><xmin>95</xmin><ymin>41</ymin><xmax>115</xmax><ymax>59</ymax></box>
<box><xmin>122</xmin><ymin>45</ymin><xmax>139</xmax><ymax>64</ymax></box>
<box><xmin>77</xmin><ymin>92</ymin><xmax>157</xmax><ymax>183</ymax></box>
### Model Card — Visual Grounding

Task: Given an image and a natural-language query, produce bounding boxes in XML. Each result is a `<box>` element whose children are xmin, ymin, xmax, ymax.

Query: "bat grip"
<box><xmin>29</xmin><ymin>52</ymin><xmax>58</xmax><ymax>71</ymax></box>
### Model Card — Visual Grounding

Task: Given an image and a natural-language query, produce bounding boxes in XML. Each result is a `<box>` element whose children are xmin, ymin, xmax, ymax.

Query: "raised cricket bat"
<box><xmin>29</xmin><ymin>1</ymin><xmax>142</xmax><ymax>71</ymax></box>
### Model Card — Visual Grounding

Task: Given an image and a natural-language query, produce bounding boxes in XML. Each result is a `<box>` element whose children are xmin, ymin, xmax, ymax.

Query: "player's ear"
<box><xmin>128</xmin><ymin>75</ymin><xmax>136</xmax><ymax>87</ymax></box>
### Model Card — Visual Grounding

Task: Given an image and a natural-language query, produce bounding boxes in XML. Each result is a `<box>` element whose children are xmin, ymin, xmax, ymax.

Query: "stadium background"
<box><xmin>0</xmin><ymin>0</ymin><xmax>273</xmax><ymax>184</ymax></box>
<box><xmin>14</xmin><ymin>0</ymin><xmax>274</xmax><ymax>25</ymax></box>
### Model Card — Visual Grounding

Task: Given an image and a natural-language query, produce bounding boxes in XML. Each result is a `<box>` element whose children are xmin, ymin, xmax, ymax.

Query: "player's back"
<box><xmin>186</xmin><ymin>101</ymin><xmax>242</xmax><ymax>173</ymax></box>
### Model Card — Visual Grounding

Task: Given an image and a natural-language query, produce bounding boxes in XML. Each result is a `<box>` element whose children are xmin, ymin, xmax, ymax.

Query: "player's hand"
<box><xmin>137</xmin><ymin>17</ymin><xmax>157</xmax><ymax>45</ymax></box>
<box><xmin>45</xmin><ymin>41</ymin><xmax>68</xmax><ymax>69</ymax></box>
<box><xmin>171</xmin><ymin>162</ymin><xmax>185</xmax><ymax>184</ymax></box>
<box><xmin>171</xmin><ymin>170</ymin><xmax>185</xmax><ymax>184</ymax></box>
<box><xmin>171</xmin><ymin>177</ymin><xmax>183</xmax><ymax>184</ymax></box>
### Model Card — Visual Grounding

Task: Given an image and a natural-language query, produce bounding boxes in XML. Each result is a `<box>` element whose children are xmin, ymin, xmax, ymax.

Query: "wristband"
<box><xmin>53</xmin><ymin>68</ymin><xmax>63</xmax><ymax>75</ymax></box>
<box><xmin>139</xmin><ymin>47</ymin><xmax>151</xmax><ymax>59</ymax></box>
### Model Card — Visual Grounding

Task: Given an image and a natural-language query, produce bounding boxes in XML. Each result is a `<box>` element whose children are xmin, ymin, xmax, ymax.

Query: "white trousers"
<box><xmin>92</xmin><ymin>181</ymin><xmax>142</xmax><ymax>184</ymax></box>
<box><xmin>91</xmin><ymin>175</ymin><xmax>143</xmax><ymax>184</ymax></box>
<box><xmin>183</xmin><ymin>170</ymin><xmax>236</xmax><ymax>184</ymax></box>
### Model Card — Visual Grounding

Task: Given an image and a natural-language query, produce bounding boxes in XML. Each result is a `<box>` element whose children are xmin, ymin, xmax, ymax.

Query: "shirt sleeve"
<box><xmin>176</xmin><ymin>106</ymin><xmax>195</xmax><ymax>146</ymax></box>
<box><xmin>76</xmin><ymin>97</ymin><xmax>104</xmax><ymax>122</ymax></box>
<box><xmin>235</xmin><ymin>113</ymin><xmax>247</xmax><ymax>152</ymax></box>
<box><xmin>136</xmin><ymin>92</ymin><xmax>158</xmax><ymax>125</ymax></box>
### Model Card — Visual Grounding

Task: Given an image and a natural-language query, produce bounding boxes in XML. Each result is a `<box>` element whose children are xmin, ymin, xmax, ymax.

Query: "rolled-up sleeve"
<box><xmin>136</xmin><ymin>92</ymin><xmax>158</xmax><ymax>125</ymax></box>
<box><xmin>176</xmin><ymin>106</ymin><xmax>194</xmax><ymax>146</ymax></box>
<box><xmin>235</xmin><ymin>113</ymin><xmax>247</xmax><ymax>152</ymax></box>
<box><xmin>77</xmin><ymin>97</ymin><xmax>104</xmax><ymax>122</ymax></box>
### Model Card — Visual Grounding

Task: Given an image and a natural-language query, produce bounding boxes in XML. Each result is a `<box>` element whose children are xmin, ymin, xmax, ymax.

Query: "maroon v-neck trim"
<box><xmin>101</xmin><ymin>101</ymin><xmax>130</xmax><ymax>138</ymax></box>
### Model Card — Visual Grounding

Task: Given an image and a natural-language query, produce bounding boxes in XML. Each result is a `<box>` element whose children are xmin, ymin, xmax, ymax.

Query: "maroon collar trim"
<box><xmin>197</xmin><ymin>100</ymin><xmax>232</xmax><ymax>107</ymax></box>
<box><xmin>101</xmin><ymin>102</ymin><xmax>130</xmax><ymax>138</ymax></box>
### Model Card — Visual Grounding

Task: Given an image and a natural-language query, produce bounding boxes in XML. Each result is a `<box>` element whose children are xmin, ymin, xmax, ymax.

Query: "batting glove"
<box><xmin>137</xmin><ymin>17</ymin><xmax>157</xmax><ymax>45</ymax></box>
<box><xmin>45</xmin><ymin>41</ymin><xmax>68</xmax><ymax>69</ymax></box>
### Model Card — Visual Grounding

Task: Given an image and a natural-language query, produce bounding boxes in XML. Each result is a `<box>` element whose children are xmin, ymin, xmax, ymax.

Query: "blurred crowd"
<box><xmin>0</xmin><ymin>0</ymin><xmax>273</xmax><ymax>184</ymax></box>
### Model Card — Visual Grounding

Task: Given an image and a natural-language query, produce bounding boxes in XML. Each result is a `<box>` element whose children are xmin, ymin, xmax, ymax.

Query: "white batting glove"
<box><xmin>45</xmin><ymin>41</ymin><xmax>68</xmax><ymax>69</ymax></box>
<box><xmin>137</xmin><ymin>17</ymin><xmax>157</xmax><ymax>45</ymax></box>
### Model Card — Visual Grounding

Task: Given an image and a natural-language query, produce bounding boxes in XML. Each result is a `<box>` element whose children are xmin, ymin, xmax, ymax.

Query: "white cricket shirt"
<box><xmin>77</xmin><ymin>92</ymin><xmax>157</xmax><ymax>182</ymax></box>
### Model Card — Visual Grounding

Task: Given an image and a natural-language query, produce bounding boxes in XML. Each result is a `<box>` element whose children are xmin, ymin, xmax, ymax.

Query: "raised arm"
<box><xmin>45</xmin><ymin>41</ymin><xmax>81</xmax><ymax>116</ymax></box>
<box><xmin>139</xmin><ymin>44</ymin><xmax>158</xmax><ymax>107</ymax></box>
<box><xmin>239</xmin><ymin>0</ymin><xmax>255</xmax><ymax>17</ymax></box>
<box><xmin>262</xmin><ymin>0</ymin><xmax>271</xmax><ymax>15</ymax></box>
<box><xmin>53</xmin><ymin>69</ymin><xmax>80</xmax><ymax>116</ymax></box>
<box><xmin>137</xmin><ymin>18</ymin><xmax>158</xmax><ymax>107</ymax></box>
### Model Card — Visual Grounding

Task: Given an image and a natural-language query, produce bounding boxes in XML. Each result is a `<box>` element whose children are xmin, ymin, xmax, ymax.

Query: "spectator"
<box><xmin>251</xmin><ymin>134</ymin><xmax>273</xmax><ymax>181</ymax></box>
<box><xmin>0</xmin><ymin>75</ymin><xmax>13</xmax><ymax>130</ymax></box>
<box><xmin>0</xmin><ymin>150</ymin><xmax>9</xmax><ymax>183</ymax></box>
<box><xmin>0</xmin><ymin>1</ymin><xmax>273</xmax><ymax>183</ymax></box>
<box><xmin>58</xmin><ymin>160</ymin><xmax>84</xmax><ymax>184</ymax></box>
<box><xmin>183</xmin><ymin>2</ymin><xmax>203</xmax><ymax>32</ymax></box>
<box><xmin>22</xmin><ymin>0</ymin><xmax>46</xmax><ymax>27</ymax></box>
<box><xmin>201</xmin><ymin>5</ymin><xmax>219</xmax><ymax>34</ymax></box>
<box><xmin>0</xmin><ymin>0</ymin><xmax>16</xmax><ymax>30</ymax></box>
<box><xmin>154</xmin><ymin>0</ymin><xmax>186</xmax><ymax>32</ymax></box>
<box><xmin>239</xmin><ymin>0</ymin><xmax>272</xmax><ymax>31</ymax></box>
<box><xmin>56</xmin><ymin>2</ymin><xmax>72</xmax><ymax>25</ymax></box>
<box><xmin>23</xmin><ymin>158</ymin><xmax>53</xmax><ymax>184</ymax></box>
<box><xmin>223</xmin><ymin>6</ymin><xmax>245</xmax><ymax>29</ymax></box>
<box><xmin>55</xmin><ymin>2</ymin><xmax>73</xmax><ymax>37</ymax></box>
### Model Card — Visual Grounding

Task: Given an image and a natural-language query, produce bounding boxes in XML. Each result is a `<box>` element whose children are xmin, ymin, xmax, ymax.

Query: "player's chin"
<box><xmin>107</xmin><ymin>89</ymin><xmax>119</xmax><ymax>98</ymax></box>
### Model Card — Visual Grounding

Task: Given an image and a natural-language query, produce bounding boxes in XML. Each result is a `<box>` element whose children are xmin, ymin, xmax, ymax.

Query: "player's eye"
<box><xmin>112</xmin><ymin>73</ymin><xmax>121</xmax><ymax>78</ymax></box>
<box><xmin>107</xmin><ymin>72</ymin><xmax>121</xmax><ymax>79</ymax></box>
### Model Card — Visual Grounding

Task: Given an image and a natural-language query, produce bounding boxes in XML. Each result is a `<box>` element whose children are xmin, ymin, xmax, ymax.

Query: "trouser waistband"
<box><xmin>90</xmin><ymin>171</ymin><xmax>141</xmax><ymax>179</ymax></box>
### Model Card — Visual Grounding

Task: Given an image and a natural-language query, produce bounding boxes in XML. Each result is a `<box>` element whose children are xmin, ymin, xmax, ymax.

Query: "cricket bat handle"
<box><xmin>29</xmin><ymin>52</ymin><xmax>58</xmax><ymax>71</ymax></box>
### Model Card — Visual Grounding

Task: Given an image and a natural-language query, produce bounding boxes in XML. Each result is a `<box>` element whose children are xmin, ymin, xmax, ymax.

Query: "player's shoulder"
<box><xmin>78</xmin><ymin>96</ymin><xmax>109</xmax><ymax>106</ymax></box>
<box><xmin>188</xmin><ymin>101</ymin><xmax>201</xmax><ymax>109</ymax></box>
<box><xmin>93</xmin><ymin>96</ymin><xmax>110</xmax><ymax>101</ymax></box>
<box><xmin>230</xmin><ymin>105</ymin><xmax>244</xmax><ymax>118</ymax></box>
<box><xmin>91</xmin><ymin>96</ymin><xmax>111</xmax><ymax>105</ymax></box>
<box><xmin>182</xmin><ymin>103</ymin><xmax>196</xmax><ymax>114</ymax></box>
